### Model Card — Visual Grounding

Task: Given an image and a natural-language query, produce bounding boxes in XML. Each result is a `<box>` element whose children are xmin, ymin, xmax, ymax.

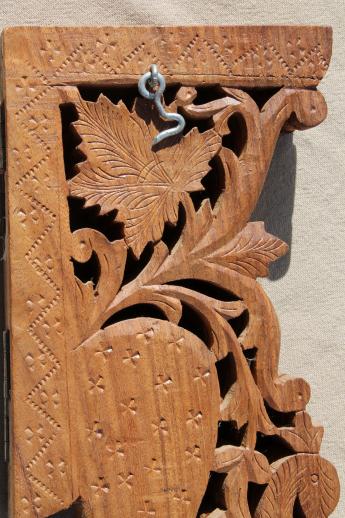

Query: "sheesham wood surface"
<box><xmin>1</xmin><ymin>26</ymin><xmax>339</xmax><ymax>518</ymax></box>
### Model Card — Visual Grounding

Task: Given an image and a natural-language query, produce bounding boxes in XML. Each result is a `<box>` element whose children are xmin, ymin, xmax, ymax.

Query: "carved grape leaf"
<box><xmin>204</xmin><ymin>222</ymin><xmax>288</xmax><ymax>279</ymax></box>
<box><xmin>69</xmin><ymin>94</ymin><xmax>221</xmax><ymax>257</ymax></box>
<box><xmin>276</xmin><ymin>411</ymin><xmax>324</xmax><ymax>453</ymax></box>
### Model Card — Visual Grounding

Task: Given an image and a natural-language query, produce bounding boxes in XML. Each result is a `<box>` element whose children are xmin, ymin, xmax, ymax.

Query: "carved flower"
<box><xmin>69</xmin><ymin>94</ymin><xmax>221</xmax><ymax>257</ymax></box>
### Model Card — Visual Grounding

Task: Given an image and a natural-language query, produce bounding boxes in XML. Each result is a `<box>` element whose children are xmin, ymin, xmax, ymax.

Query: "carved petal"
<box><xmin>204</xmin><ymin>222</ymin><xmax>288</xmax><ymax>279</ymax></box>
<box><xmin>69</xmin><ymin>94</ymin><xmax>221</xmax><ymax>257</ymax></box>
<box><xmin>245</xmin><ymin>449</ymin><xmax>271</xmax><ymax>484</ymax></box>
<box><xmin>276</xmin><ymin>411</ymin><xmax>324</xmax><ymax>453</ymax></box>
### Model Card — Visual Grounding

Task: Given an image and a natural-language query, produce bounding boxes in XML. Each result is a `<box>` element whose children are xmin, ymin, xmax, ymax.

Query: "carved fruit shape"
<box><xmin>72</xmin><ymin>318</ymin><xmax>220</xmax><ymax>517</ymax></box>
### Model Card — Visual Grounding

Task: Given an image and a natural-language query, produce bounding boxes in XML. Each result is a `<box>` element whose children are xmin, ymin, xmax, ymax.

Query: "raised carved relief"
<box><xmin>2</xmin><ymin>26</ymin><xmax>338</xmax><ymax>517</ymax></box>
<box><xmin>68</xmin><ymin>95</ymin><xmax>221</xmax><ymax>258</ymax></box>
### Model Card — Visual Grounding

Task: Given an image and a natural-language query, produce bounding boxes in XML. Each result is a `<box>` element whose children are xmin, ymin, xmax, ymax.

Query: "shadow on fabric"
<box><xmin>251</xmin><ymin>132</ymin><xmax>297</xmax><ymax>280</ymax></box>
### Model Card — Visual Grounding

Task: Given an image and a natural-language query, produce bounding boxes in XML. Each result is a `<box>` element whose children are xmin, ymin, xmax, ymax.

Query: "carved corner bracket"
<box><xmin>1</xmin><ymin>25</ymin><xmax>339</xmax><ymax>518</ymax></box>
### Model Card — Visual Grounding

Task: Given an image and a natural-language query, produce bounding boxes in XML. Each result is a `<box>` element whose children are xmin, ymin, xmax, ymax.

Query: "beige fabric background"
<box><xmin>1</xmin><ymin>0</ymin><xmax>344</xmax><ymax>516</ymax></box>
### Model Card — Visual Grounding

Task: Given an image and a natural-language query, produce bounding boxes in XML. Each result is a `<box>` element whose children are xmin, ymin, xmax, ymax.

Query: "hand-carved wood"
<box><xmin>1</xmin><ymin>26</ymin><xmax>339</xmax><ymax>518</ymax></box>
<box><xmin>68</xmin><ymin>94</ymin><xmax>221</xmax><ymax>258</ymax></box>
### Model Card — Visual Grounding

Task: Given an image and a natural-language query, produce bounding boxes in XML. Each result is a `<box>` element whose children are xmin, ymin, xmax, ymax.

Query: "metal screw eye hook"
<box><xmin>138</xmin><ymin>64</ymin><xmax>186</xmax><ymax>146</ymax></box>
<box><xmin>149</xmin><ymin>63</ymin><xmax>159</xmax><ymax>89</ymax></box>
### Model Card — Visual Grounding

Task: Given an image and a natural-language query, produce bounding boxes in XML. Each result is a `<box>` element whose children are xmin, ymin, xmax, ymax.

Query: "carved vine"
<box><xmin>62</xmin><ymin>84</ymin><xmax>339</xmax><ymax>517</ymax></box>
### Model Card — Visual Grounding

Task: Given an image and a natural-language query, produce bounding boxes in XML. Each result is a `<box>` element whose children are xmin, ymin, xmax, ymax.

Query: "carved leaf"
<box><xmin>213</xmin><ymin>446</ymin><xmax>270</xmax><ymax>518</ymax></box>
<box><xmin>149</xmin><ymin>198</ymin><xmax>214</xmax><ymax>285</ymax></box>
<box><xmin>214</xmin><ymin>445</ymin><xmax>270</xmax><ymax>483</ymax></box>
<box><xmin>204</xmin><ymin>222</ymin><xmax>288</xmax><ymax>279</ymax></box>
<box><xmin>220</xmin><ymin>370</ymin><xmax>276</xmax><ymax>448</ymax></box>
<box><xmin>244</xmin><ymin>449</ymin><xmax>271</xmax><ymax>484</ymax></box>
<box><xmin>298</xmin><ymin>455</ymin><xmax>340</xmax><ymax>517</ymax></box>
<box><xmin>276</xmin><ymin>411</ymin><xmax>324</xmax><ymax>453</ymax></box>
<box><xmin>71</xmin><ymin>229</ymin><xmax>127</xmax><ymax>343</ymax></box>
<box><xmin>254</xmin><ymin>454</ymin><xmax>340</xmax><ymax>518</ymax></box>
<box><xmin>69</xmin><ymin>94</ymin><xmax>221</xmax><ymax>257</ymax></box>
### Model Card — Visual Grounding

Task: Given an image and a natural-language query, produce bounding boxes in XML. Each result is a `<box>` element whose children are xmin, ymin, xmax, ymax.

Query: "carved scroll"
<box><xmin>2</xmin><ymin>26</ymin><xmax>338</xmax><ymax>517</ymax></box>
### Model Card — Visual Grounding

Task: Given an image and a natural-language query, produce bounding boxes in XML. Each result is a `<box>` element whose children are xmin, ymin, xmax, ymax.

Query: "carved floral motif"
<box><xmin>63</xmin><ymin>85</ymin><xmax>339</xmax><ymax>517</ymax></box>
<box><xmin>4</xmin><ymin>26</ymin><xmax>337</xmax><ymax>518</ymax></box>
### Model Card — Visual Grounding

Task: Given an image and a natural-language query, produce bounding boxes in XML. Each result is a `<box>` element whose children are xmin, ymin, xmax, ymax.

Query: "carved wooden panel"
<box><xmin>1</xmin><ymin>26</ymin><xmax>339</xmax><ymax>517</ymax></box>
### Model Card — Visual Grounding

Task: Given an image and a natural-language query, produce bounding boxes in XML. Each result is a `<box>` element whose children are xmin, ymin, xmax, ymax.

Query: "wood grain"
<box><xmin>1</xmin><ymin>25</ymin><xmax>338</xmax><ymax>517</ymax></box>
<box><xmin>2</xmin><ymin>26</ymin><xmax>332</xmax><ymax>88</ymax></box>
